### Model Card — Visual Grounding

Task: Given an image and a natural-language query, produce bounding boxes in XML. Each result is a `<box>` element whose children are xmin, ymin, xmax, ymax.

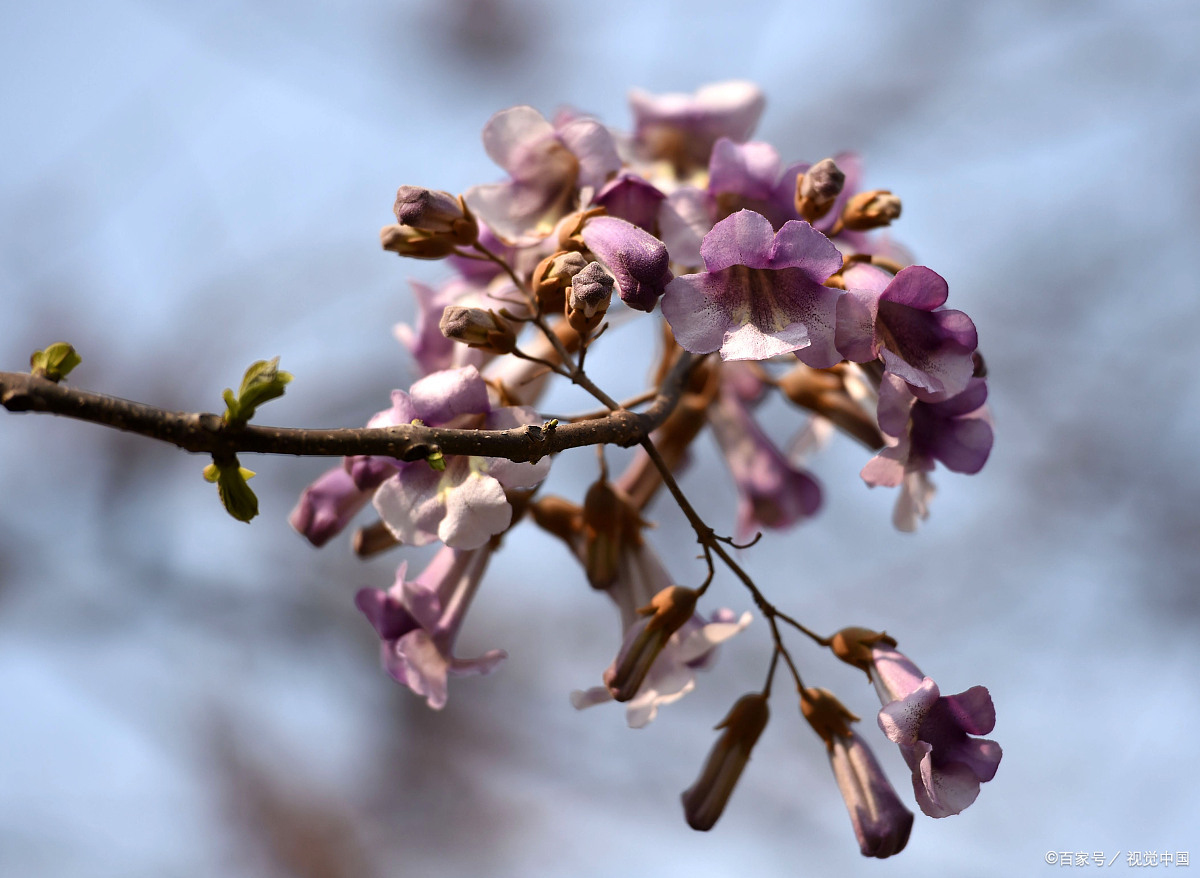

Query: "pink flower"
<box><xmin>660</xmin><ymin>210</ymin><xmax>844</xmax><ymax>364</ymax></box>
<box><xmin>870</xmin><ymin>645</ymin><xmax>1002</xmax><ymax>818</ymax></box>
<box><xmin>355</xmin><ymin>545</ymin><xmax>506</xmax><ymax>710</ymax></box>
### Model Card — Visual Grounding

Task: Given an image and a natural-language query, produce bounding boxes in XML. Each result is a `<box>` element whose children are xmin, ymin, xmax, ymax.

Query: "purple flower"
<box><xmin>394</xmin><ymin>278</ymin><xmax>487</xmax><ymax>376</ymax></box>
<box><xmin>707</xmin><ymin>138</ymin><xmax>806</xmax><ymax>228</ymax></box>
<box><xmin>362</xmin><ymin>366</ymin><xmax>550</xmax><ymax>549</ymax></box>
<box><xmin>592</xmin><ymin>172</ymin><xmax>667</xmax><ymax>234</ymax></box>
<box><xmin>707</xmin><ymin>382</ymin><xmax>821</xmax><ymax>541</ymax></box>
<box><xmin>580</xmin><ymin>215</ymin><xmax>673</xmax><ymax>312</ymax></box>
<box><xmin>571</xmin><ymin>538</ymin><xmax>750</xmax><ymax>728</ymax></box>
<box><xmin>464</xmin><ymin>106</ymin><xmax>620</xmax><ymax>242</ymax></box>
<box><xmin>660</xmin><ymin>210</ymin><xmax>844</xmax><ymax>364</ymax></box>
<box><xmin>862</xmin><ymin>374</ymin><xmax>992</xmax><ymax>530</ymax></box>
<box><xmin>629</xmin><ymin>81</ymin><xmax>765</xmax><ymax>172</ymax></box>
<box><xmin>870</xmin><ymin>644</ymin><xmax>1002</xmax><ymax>818</ymax></box>
<box><xmin>355</xmin><ymin>545</ymin><xmax>506</xmax><ymax>709</ymax></box>
<box><xmin>837</xmin><ymin>262</ymin><xmax>978</xmax><ymax>399</ymax></box>
<box><xmin>288</xmin><ymin>466</ymin><xmax>373</xmax><ymax>547</ymax></box>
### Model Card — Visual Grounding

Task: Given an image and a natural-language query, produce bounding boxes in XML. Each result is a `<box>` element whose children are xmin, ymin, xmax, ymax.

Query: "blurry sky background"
<box><xmin>3</xmin><ymin>1</ymin><xmax>1200</xmax><ymax>876</ymax></box>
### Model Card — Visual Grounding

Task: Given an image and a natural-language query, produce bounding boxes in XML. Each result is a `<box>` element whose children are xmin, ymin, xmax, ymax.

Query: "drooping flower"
<box><xmin>867</xmin><ymin>642</ymin><xmax>1002</xmax><ymax>818</ymax></box>
<box><xmin>680</xmin><ymin>692</ymin><xmax>770</xmax><ymax>831</ymax></box>
<box><xmin>660</xmin><ymin>209</ymin><xmax>844</xmax><ymax>364</ymax></box>
<box><xmin>836</xmin><ymin>262</ymin><xmax>978</xmax><ymax>399</ymax></box>
<box><xmin>355</xmin><ymin>543</ymin><xmax>506</xmax><ymax>709</ymax></box>
<box><xmin>358</xmin><ymin>366</ymin><xmax>550</xmax><ymax>549</ymax></box>
<box><xmin>800</xmin><ymin>687</ymin><xmax>913</xmax><ymax>859</ymax></box>
<box><xmin>288</xmin><ymin>465</ymin><xmax>374</xmax><ymax>547</ymax></box>
<box><xmin>553</xmin><ymin>491</ymin><xmax>750</xmax><ymax>727</ymax></box>
<box><xmin>707</xmin><ymin>380</ymin><xmax>821</xmax><ymax>541</ymax></box>
<box><xmin>861</xmin><ymin>374</ymin><xmax>992</xmax><ymax>531</ymax></box>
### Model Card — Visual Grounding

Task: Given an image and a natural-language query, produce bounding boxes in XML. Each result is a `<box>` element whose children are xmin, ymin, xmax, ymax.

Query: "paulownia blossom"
<box><xmin>870</xmin><ymin>644</ymin><xmax>1002</xmax><ymax>818</ymax></box>
<box><xmin>862</xmin><ymin>374</ymin><xmax>993</xmax><ymax>531</ymax></box>
<box><xmin>571</xmin><ymin>537</ymin><xmax>751</xmax><ymax>728</ymax></box>
<box><xmin>660</xmin><ymin>209</ymin><xmax>844</xmax><ymax>364</ymax></box>
<box><xmin>273</xmin><ymin>81</ymin><xmax>1000</xmax><ymax>858</ymax></box>
<box><xmin>837</xmin><ymin>262</ymin><xmax>978</xmax><ymax>399</ymax></box>
<box><xmin>628</xmin><ymin>80</ymin><xmax>765</xmax><ymax>174</ymax></box>
<box><xmin>707</xmin><ymin>381</ymin><xmax>821</xmax><ymax>541</ymax></box>
<box><xmin>334</xmin><ymin>365</ymin><xmax>551</xmax><ymax>549</ymax></box>
<box><xmin>801</xmin><ymin>687</ymin><xmax>913</xmax><ymax>859</ymax></box>
<box><xmin>355</xmin><ymin>544</ymin><xmax>506</xmax><ymax>709</ymax></box>
<box><xmin>579</xmin><ymin>215</ymin><xmax>673</xmax><ymax>312</ymax></box>
<box><xmin>465</xmin><ymin>105</ymin><xmax>621</xmax><ymax>242</ymax></box>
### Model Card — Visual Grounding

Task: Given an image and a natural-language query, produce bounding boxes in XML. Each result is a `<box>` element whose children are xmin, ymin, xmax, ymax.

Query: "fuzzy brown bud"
<box><xmin>841</xmin><ymin>190</ymin><xmax>902</xmax><ymax>231</ymax></box>
<box><xmin>566</xmin><ymin>261</ymin><xmax>614</xmax><ymax>333</ymax></box>
<box><xmin>531</xmin><ymin>250</ymin><xmax>589</xmax><ymax>314</ymax></box>
<box><xmin>530</xmin><ymin>495</ymin><xmax>584</xmax><ymax>545</ymax></box>
<box><xmin>581</xmin><ymin>476</ymin><xmax>643</xmax><ymax>590</ymax></box>
<box><xmin>380</xmin><ymin>223</ymin><xmax>460</xmax><ymax>259</ymax></box>
<box><xmin>777</xmin><ymin>364</ymin><xmax>885</xmax><ymax>451</ymax></box>
<box><xmin>829</xmin><ymin>626</ymin><xmax>897</xmax><ymax>674</ymax></box>
<box><xmin>800</xmin><ymin>687</ymin><xmax>859</xmax><ymax>749</ymax></box>
<box><xmin>438</xmin><ymin>305</ymin><xmax>517</xmax><ymax>354</ymax></box>
<box><xmin>795</xmin><ymin>158</ymin><xmax>846</xmax><ymax>223</ymax></box>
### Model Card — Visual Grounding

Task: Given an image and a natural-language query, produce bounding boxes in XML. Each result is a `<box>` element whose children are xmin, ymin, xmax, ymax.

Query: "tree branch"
<box><xmin>0</xmin><ymin>353</ymin><xmax>696</xmax><ymax>465</ymax></box>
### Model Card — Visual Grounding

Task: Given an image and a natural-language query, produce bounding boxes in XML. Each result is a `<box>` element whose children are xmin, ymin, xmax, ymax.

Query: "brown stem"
<box><xmin>0</xmin><ymin>356</ymin><xmax>696</xmax><ymax>464</ymax></box>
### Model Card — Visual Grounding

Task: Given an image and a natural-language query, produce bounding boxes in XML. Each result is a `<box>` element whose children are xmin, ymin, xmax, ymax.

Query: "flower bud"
<box><xmin>800</xmin><ymin>687</ymin><xmax>913</xmax><ymax>858</ymax></box>
<box><xmin>554</xmin><ymin>206</ymin><xmax>607</xmax><ymax>252</ymax></box>
<box><xmin>829</xmin><ymin>626</ymin><xmax>897</xmax><ymax>674</ymax></box>
<box><xmin>581</xmin><ymin>475</ymin><xmax>642</xmax><ymax>590</ymax></box>
<box><xmin>794</xmin><ymin>158</ymin><xmax>845</xmax><ymax>223</ymax></box>
<box><xmin>799</xmin><ymin>687</ymin><xmax>859</xmax><ymax>745</ymax></box>
<box><xmin>530</xmin><ymin>495</ymin><xmax>583</xmax><ymax>545</ymax></box>
<box><xmin>380</xmin><ymin>223</ymin><xmax>460</xmax><ymax>259</ymax></box>
<box><xmin>777</xmin><ymin>365</ymin><xmax>885</xmax><ymax>451</ymax></box>
<box><xmin>681</xmin><ymin>693</ymin><xmax>770</xmax><ymax>831</ymax></box>
<box><xmin>530</xmin><ymin>249</ymin><xmax>589</xmax><ymax>314</ymax></box>
<box><xmin>840</xmin><ymin>189</ymin><xmax>902</xmax><ymax>231</ymax></box>
<box><xmin>393</xmin><ymin>186</ymin><xmax>478</xmax><ymax>245</ymax></box>
<box><xmin>607</xmin><ymin>585</ymin><xmax>699</xmax><ymax>701</ymax></box>
<box><xmin>438</xmin><ymin>305</ymin><xmax>517</xmax><ymax>354</ymax></box>
<box><xmin>352</xmin><ymin>520</ymin><xmax>401</xmax><ymax>558</ymax></box>
<box><xmin>566</xmin><ymin>261</ymin><xmax>614</xmax><ymax>333</ymax></box>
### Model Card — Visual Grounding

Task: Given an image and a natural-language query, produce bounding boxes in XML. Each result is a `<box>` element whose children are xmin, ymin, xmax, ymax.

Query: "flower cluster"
<box><xmin>289</xmin><ymin>81</ymin><xmax>998</xmax><ymax>859</ymax></box>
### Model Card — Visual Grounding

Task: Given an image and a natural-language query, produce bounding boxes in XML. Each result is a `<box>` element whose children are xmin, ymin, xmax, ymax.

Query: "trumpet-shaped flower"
<box><xmin>571</xmin><ymin>537</ymin><xmax>750</xmax><ymax>728</ymax></box>
<box><xmin>358</xmin><ymin>366</ymin><xmax>550</xmax><ymax>549</ymax></box>
<box><xmin>580</xmin><ymin>215</ymin><xmax>673</xmax><ymax>312</ymax></box>
<box><xmin>837</xmin><ymin>262</ymin><xmax>977</xmax><ymax>399</ymax></box>
<box><xmin>355</xmin><ymin>544</ymin><xmax>505</xmax><ymax>709</ymax></box>
<box><xmin>707</xmin><ymin>383</ymin><xmax>821</xmax><ymax>541</ymax></box>
<box><xmin>660</xmin><ymin>210</ymin><xmax>843</xmax><ymax>364</ymax></box>
<box><xmin>862</xmin><ymin>374</ymin><xmax>992</xmax><ymax>530</ymax></box>
<box><xmin>870</xmin><ymin>644</ymin><xmax>1002</xmax><ymax>818</ymax></box>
